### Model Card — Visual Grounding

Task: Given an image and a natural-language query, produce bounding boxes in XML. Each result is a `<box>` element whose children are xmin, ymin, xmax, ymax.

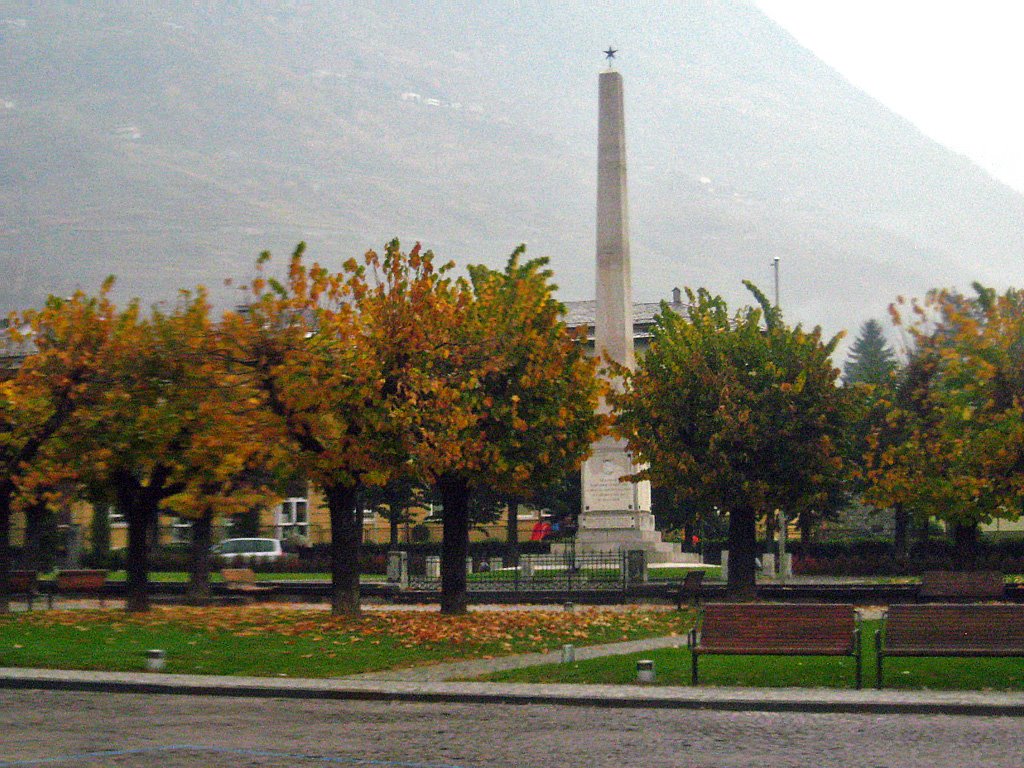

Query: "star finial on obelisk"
<box><xmin>604</xmin><ymin>47</ymin><xmax>617</xmax><ymax>67</ymax></box>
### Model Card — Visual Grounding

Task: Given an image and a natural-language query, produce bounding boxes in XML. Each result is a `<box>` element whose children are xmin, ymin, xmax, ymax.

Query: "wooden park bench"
<box><xmin>221</xmin><ymin>568</ymin><xmax>273</xmax><ymax>601</ymax></box>
<box><xmin>673</xmin><ymin>570</ymin><xmax>704</xmax><ymax>610</ymax></box>
<box><xmin>875</xmin><ymin>603</ymin><xmax>1024</xmax><ymax>689</ymax></box>
<box><xmin>55</xmin><ymin>569</ymin><xmax>107</xmax><ymax>606</ymax></box>
<box><xmin>689</xmin><ymin>602</ymin><xmax>862</xmax><ymax>688</ymax></box>
<box><xmin>9</xmin><ymin>570</ymin><xmax>52</xmax><ymax>610</ymax></box>
<box><xmin>918</xmin><ymin>570</ymin><xmax>1005</xmax><ymax>602</ymax></box>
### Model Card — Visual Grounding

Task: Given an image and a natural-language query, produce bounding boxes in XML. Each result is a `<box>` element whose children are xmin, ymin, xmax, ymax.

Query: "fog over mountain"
<box><xmin>2</xmin><ymin>0</ymin><xmax>1023</xmax><ymax>351</ymax></box>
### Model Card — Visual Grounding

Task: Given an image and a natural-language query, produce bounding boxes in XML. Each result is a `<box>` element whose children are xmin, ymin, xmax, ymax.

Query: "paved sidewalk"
<box><xmin>3</xmin><ymin>665</ymin><xmax>1024</xmax><ymax>716</ymax></box>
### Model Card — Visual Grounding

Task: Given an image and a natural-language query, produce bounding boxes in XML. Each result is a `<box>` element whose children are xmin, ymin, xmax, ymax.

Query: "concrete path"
<box><xmin>343</xmin><ymin>633</ymin><xmax>687</xmax><ymax>681</ymax></box>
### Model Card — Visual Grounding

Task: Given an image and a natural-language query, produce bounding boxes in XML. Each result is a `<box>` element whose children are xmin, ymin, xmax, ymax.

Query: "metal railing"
<box><xmin>401</xmin><ymin>549</ymin><xmax>648</xmax><ymax>594</ymax></box>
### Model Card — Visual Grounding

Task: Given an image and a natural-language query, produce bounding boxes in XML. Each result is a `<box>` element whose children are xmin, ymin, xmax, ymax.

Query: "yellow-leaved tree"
<box><xmin>0</xmin><ymin>283</ymin><xmax>120</xmax><ymax>613</ymax></box>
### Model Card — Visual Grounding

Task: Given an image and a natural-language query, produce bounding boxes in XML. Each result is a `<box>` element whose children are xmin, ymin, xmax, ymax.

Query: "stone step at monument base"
<box><xmin>575</xmin><ymin>527</ymin><xmax>673</xmax><ymax>547</ymax></box>
<box><xmin>557</xmin><ymin>536</ymin><xmax>701</xmax><ymax>565</ymax></box>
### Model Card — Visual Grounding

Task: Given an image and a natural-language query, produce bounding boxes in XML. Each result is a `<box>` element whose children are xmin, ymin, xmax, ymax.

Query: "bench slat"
<box><xmin>221</xmin><ymin>568</ymin><xmax>272</xmax><ymax>597</ymax></box>
<box><xmin>876</xmin><ymin>603</ymin><xmax>1024</xmax><ymax>688</ymax></box>
<box><xmin>885</xmin><ymin>604</ymin><xmax>1024</xmax><ymax>650</ymax></box>
<box><xmin>692</xmin><ymin>603</ymin><xmax>861</xmax><ymax>689</ymax></box>
<box><xmin>918</xmin><ymin>571</ymin><xmax>1004</xmax><ymax>600</ymax></box>
<box><xmin>698</xmin><ymin>603</ymin><xmax>856</xmax><ymax>651</ymax></box>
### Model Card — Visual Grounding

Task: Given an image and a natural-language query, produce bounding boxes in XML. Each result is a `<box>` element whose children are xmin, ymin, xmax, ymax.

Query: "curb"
<box><xmin>3</xmin><ymin>669</ymin><xmax>1024</xmax><ymax>717</ymax></box>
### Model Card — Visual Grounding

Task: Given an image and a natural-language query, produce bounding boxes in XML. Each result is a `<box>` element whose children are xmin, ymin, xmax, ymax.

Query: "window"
<box><xmin>107</xmin><ymin>505</ymin><xmax>126</xmax><ymax>526</ymax></box>
<box><xmin>277</xmin><ymin>497</ymin><xmax>308</xmax><ymax>539</ymax></box>
<box><xmin>170</xmin><ymin>517</ymin><xmax>192</xmax><ymax>543</ymax></box>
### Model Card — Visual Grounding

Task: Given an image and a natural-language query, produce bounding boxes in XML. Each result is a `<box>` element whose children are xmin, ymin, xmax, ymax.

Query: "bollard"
<box><xmin>561</xmin><ymin>644</ymin><xmax>575</xmax><ymax>663</ymax></box>
<box><xmin>636</xmin><ymin>659</ymin><xmax>655</xmax><ymax>683</ymax></box>
<box><xmin>145</xmin><ymin>649</ymin><xmax>166</xmax><ymax>672</ymax></box>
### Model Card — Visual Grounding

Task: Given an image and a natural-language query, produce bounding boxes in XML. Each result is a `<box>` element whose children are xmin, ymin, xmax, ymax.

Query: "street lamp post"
<box><xmin>772</xmin><ymin>256</ymin><xmax>788</xmax><ymax>581</ymax></box>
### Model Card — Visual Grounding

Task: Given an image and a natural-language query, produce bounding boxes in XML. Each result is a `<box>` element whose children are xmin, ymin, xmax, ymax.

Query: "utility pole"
<box><xmin>772</xmin><ymin>256</ymin><xmax>780</xmax><ymax>308</ymax></box>
<box><xmin>772</xmin><ymin>256</ymin><xmax>788</xmax><ymax>581</ymax></box>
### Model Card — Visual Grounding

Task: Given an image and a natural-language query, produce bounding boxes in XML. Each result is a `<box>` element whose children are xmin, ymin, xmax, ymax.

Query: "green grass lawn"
<box><xmin>649</xmin><ymin>565</ymin><xmax>722</xmax><ymax>581</ymax></box>
<box><xmin>481</xmin><ymin>618</ymin><xmax>1024</xmax><ymax>691</ymax></box>
<box><xmin>0</xmin><ymin>606</ymin><xmax>688</xmax><ymax>678</ymax></box>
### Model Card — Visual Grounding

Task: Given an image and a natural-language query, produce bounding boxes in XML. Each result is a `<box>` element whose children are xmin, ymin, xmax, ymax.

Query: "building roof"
<box><xmin>563</xmin><ymin>297</ymin><xmax>688</xmax><ymax>342</ymax></box>
<box><xmin>0</xmin><ymin>320</ymin><xmax>32</xmax><ymax>377</ymax></box>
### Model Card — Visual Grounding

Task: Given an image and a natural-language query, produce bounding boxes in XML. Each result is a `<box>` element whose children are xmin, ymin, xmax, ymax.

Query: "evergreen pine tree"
<box><xmin>843</xmin><ymin>318</ymin><xmax>898</xmax><ymax>385</ymax></box>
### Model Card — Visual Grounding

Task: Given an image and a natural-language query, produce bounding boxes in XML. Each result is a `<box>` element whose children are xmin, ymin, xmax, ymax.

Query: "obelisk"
<box><xmin>577</xmin><ymin>59</ymin><xmax>666</xmax><ymax>558</ymax></box>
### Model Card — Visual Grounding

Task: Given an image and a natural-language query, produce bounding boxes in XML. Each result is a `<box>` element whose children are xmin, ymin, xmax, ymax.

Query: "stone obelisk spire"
<box><xmin>594</xmin><ymin>67</ymin><xmax>635</xmax><ymax>373</ymax></box>
<box><xmin>579</xmin><ymin>56</ymin><xmax>674</xmax><ymax>559</ymax></box>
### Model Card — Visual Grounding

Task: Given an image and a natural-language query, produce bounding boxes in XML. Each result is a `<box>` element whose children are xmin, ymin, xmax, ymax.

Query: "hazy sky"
<box><xmin>755</xmin><ymin>0</ymin><xmax>1024</xmax><ymax>194</ymax></box>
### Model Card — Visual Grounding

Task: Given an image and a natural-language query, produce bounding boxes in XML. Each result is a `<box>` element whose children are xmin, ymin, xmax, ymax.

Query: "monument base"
<box><xmin>579</xmin><ymin>437</ymin><xmax>695</xmax><ymax>564</ymax></box>
<box><xmin>572</xmin><ymin>510</ymin><xmax>699</xmax><ymax>564</ymax></box>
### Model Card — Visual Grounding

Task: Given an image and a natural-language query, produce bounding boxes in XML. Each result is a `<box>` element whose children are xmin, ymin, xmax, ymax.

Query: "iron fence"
<box><xmin>405</xmin><ymin>549</ymin><xmax>649</xmax><ymax>593</ymax></box>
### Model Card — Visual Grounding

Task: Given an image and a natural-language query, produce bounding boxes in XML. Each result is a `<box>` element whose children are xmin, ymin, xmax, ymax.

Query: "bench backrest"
<box><xmin>698</xmin><ymin>602</ymin><xmax>856</xmax><ymax>653</ymax></box>
<box><xmin>55</xmin><ymin>569</ymin><xmax>106</xmax><ymax>590</ymax></box>
<box><xmin>222</xmin><ymin>568</ymin><xmax>258</xmax><ymax>584</ymax></box>
<box><xmin>885</xmin><ymin>603</ymin><xmax>1024</xmax><ymax>651</ymax></box>
<box><xmin>9</xmin><ymin>570</ymin><xmax>37</xmax><ymax>592</ymax></box>
<box><xmin>919</xmin><ymin>570</ymin><xmax>1004</xmax><ymax>600</ymax></box>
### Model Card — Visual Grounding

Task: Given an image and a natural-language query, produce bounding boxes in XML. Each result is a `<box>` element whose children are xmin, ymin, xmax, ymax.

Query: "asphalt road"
<box><xmin>2</xmin><ymin>690</ymin><xmax>1023</xmax><ymax>768</ymax></box>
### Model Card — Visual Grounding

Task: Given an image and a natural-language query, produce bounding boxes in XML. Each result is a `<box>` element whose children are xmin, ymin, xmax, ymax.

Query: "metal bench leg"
<box><xmin>689</xmin><ymin>629</ymin><xmax>699</xmax><ymax>685</ymax></box>
<box><xmin>853</xmin><ymin>627</ymin><xmax>862</xmax><ymax>690</ymax></box>
<box><xmin>851</xmin><ymin>630</ymin><xmax>860</xmax><ymax>692</ymax></box>
<box><xmin>874</xmin><ymin>629</ymin><xmax>884</xmax><ymax>689</ymax></box>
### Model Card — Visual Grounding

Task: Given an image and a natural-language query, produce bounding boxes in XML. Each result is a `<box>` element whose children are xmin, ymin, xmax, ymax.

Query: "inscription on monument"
<box><xmin>583</xmin><ymin>450</ymin><xmax>636</xmax><ymax>512</ymax></box>
<box><xmin>579</xmin><ymin>513</ymin><xmax>637</xmax><ymax>530</ymax></box>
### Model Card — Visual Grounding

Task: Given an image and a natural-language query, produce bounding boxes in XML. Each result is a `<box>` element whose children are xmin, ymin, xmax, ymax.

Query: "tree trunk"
<box><xmin>438</xmin><ymin>474</ymin><xmax>471</xmax><ymax>615</ymax></box>
<box><xmin>916</xmin><ymin>517</ymin><xmax>930</xmax><ymax>546</ymax></box>
<box><xmin>23</xmin><ymin>499</ymin><xmax>46</xmax><ymax>572</ymax></box>
<box><xmin>893</xmin><ymin>503</ymin><xmax>909</xmax><ymax>558</ymax></box>
<box><xmin>324</xmin><ymin>482</ymin><xmax>361</xmax><ymax>615</ymax></box>
<box><xmin>114</xmin><ymin>472</ymin><xmax>150</xmax><ymax>613</ymax></box>
<box><xmin>389</xmin><ymin>510</ymin><xmax>399</xmax><ymax>548</ymax></box>
<box><xmin>0</xmin><ymin>484</ymin><xmax>12</xmax><ymax>615</ymax></box>
<box><xmin>114</xmin><ymin>466</ymin><xmax>173</xmax><ymax>614</ymax></box>
<box><xmin>504</xmin><ymin>494</ymin><xmax>520</xmax><ymax>568</ymax></box>
<box><xmin>798</xmin><ymin>512</ymin><xmax>813</xmax><ymax>547</ymax></box>
<box><xmin>951</xmin><ymin>521</ymin><xmax>979</xmax><ymax>570</ymax></box>
<box><xmin>186</xmin><ymin>509</ymin><xmax>214</xmax><ymax>605</ymax></box>
<box><xmin>726</xmin><ymin>505</ymin><xmax>758</xmax><ymax>601</ymax></box>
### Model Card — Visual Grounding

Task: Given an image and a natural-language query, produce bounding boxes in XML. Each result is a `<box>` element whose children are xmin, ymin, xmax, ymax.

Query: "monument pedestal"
<box><xmin>577</xmin><ymin>437</ymin><xmax>691</xmax><ymax>563</ymax></box>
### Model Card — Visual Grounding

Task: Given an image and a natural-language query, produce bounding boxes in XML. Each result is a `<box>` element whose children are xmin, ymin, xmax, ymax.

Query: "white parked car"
<box><xmin>212</xmin><ymin>538</ymin><xmax>284</xmax><ymax>563</ymax></box>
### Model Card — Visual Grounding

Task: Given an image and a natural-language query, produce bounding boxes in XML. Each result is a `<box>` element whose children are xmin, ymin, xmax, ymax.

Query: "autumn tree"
<box><xmin>865</xmin><ymin>286</ymin><xmax>1024</xmax><ymax>567</ymax></box>
<box><xmin>611</xmin><ymin>284</ymin><xmax>846</xmax><ymax>599</ymax></box>
<box><xmin>62</xmin><ymin>290</ymin><xmax>243</xmax><ymax>611</ymax></box>
<box><xmin>0</xmin><ymin>285</ymin><xmax>119</xmax><ymax>613</ymax></box>
<box><xmin>385</xmin><ymin>247</ymin><xmax>602</xmax><ymax>614</ymax></box>
<box><xmin>158</xmin><ymin>366</ymin><xmax>280</xmax><ymax>604</ymax></box>
<box><xmin>219</xmin><ymin>244</ymin><xmax>402</xmax><ymax>615</ymax></box>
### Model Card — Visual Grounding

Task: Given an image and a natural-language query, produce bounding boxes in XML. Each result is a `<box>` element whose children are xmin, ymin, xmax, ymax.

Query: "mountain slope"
<box><xmin>1</xmin><ymin>0</ymin><xmax>1022</xmax><ymax>347</ymax></box>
